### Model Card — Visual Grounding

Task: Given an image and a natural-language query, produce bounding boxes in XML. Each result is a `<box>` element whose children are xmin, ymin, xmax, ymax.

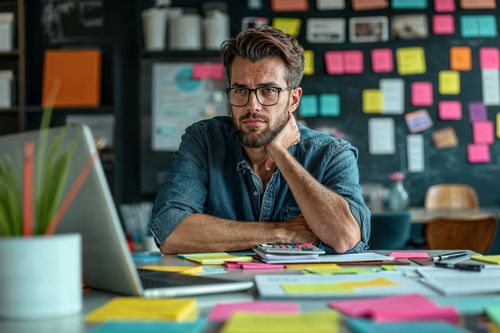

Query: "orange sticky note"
<box><xmin>352</xmin><ymin>0</ymin><xmax>389</xmax><ymax>10</ymax></box>
<box><xmin>468</xmin><ymin>144</ymin><xmax>490</xmax><ymax>163</ymax></box>
<box><xmin>271</xmin><ymin>0</ymin><xmax>308</xmax><ymax>12</ymax></box>
<box><xmin>432</xmin><ymin>127</ymin><xmax>458</xmax><ymax>149</ymax></box>
<box><xmin>450</xmin><ymin>47</ymin><xmax>471</xmax><ymax>71</ymax></box>
<box><xmin>460</xmin><ymin>0</ymin><xmax>496</xmax><ymax>9</ymax></box>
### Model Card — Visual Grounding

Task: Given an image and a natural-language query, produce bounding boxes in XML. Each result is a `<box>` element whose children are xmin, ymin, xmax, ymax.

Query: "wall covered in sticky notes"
<box><xmin>225</xmin><ymin>0</ymin><xmax>500</xmax><ymax>206</ymax></box>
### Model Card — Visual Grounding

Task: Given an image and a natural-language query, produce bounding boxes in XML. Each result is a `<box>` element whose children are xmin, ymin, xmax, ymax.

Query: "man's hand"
<box><xmin>277</xmin><ymin>215</ymin><xmax>318</xmax><ymax>244</ymax></box>
<box><xmin>265</xmin><ymin>114</ymin><xmax>300</xmax><ymax>170</ymax></box>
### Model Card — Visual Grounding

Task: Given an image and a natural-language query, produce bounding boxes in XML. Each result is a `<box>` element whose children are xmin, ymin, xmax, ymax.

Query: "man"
<box><xmin>150</xmin><ymin>26</ymin><xmax>370</xmax><ymax>254</ymax></box>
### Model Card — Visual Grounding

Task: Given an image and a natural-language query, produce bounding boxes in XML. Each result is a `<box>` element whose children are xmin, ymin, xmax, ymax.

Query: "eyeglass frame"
<box><xmin>225</xmin><ymin>86</ymin><xmax>295</xmax><ymax>107</ymax></box>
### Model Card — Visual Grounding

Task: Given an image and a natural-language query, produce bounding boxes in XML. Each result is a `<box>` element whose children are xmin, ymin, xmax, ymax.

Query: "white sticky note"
<box><xmin>407</xmin><ymin>134</ymin><xmax>425</xmax><ymax>173</ymax></box>
<box><xmin>380</xmin><ymin>78</ymin><xmax>404</xmax><ymax>114</ymax></box>
<box><xmin>482</xmin><ymin>69</ymin><xmax>500</xmax><ymax>106</ymax></box>
<box><xmin>369</xmin><ymin>118</ymin><xmax>395</xmax><ymax>155</ymax></box>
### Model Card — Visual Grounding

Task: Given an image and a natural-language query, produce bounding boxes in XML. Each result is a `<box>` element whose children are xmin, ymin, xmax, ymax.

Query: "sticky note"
<box><xmin>140</xmin><ymin>265</ymin><xmax>204</xmax><ymax>275</ymax></box>
<box><xmin>407</xmin><ymin>134</ymin><xmax>425</xmax><ymax>172</ymax></box>
<box><xmin>439</xmin><ymin>71</ymin><xmax>460</xmax><ymax>95</ymax></box>
<box><xmin>89</xmin><ymin>320</ymin><xmax>207</xmax><ymax>333</ymax></box>
<box><xmin>405</xmin><ymin>110</ymin><xmax>433</xmax><ymax>133</ymax></box>
<box><xmin>272</xmin><ymin>18</ymin><xmax>302</xmax><ymax>37</ymax></box>
<box><xmin>439</xmin><ymin>101</ymin><xmax>461</xmax><ymax>120</ymax></box>
<box><xmin>469</xmin><ymin>102</ymin><xmax>487</xmax><ymax>122</ymax></box>
<box><xmin>471</xmin><ymin>255</ymin><xmax>500</xmax><ymax>265</ymax></box>
<box><xmin>192</xmin><ymin>63</ymin><xmax>209</xmax><ymax>79</ymax></box>
<box><xmin>348</xmin><ymin>318</ymin><xmax>469</xmax><ymax>333</ymax></box>
<box><xmin>461</xmin><ymin>0</ymin><xmax>496</xmax><ymax>9</ymax></box>
<box><xmin>482</xmin><ymin>70</ymin><xmax>500</xmax><ymax>106</ymax></box>
<box><xmin>432</xmin><ymin>127</ymin><xmax>458</xmax><ymax>149</ymax></box>
<box><xmin>352</xmin><ymin>0</ymin><xmax>389</xmax><ymax>10</ymax></box>
<box><xmin>486</xmin><ymin>306</ymin><xmax>500</xmax><ymax>328</ymax></box>
<box><xmin>381</xmin><ymin>78</ymin><xmax>404</xmax><ymax>114</ymax></box>
<box><xmin>450</xmin><ymin>47</ymin><xmax>471</xmax><ymax>71</ymax></box>
<box><xmin>433</xmin><ymin>15</ymin><xmax>455</xmax><ymax>35</ymax></box>
<box><xmin>478</xmin><ymin>16</ymin><xmax>497</xmax><ymax>37</ymax></box>
<box><xmin>324</xmin><ymin>51</ymin><xmax>344</xmax><ymax>75</ymax></box>
<box><xmin>208</xmin><ymin>302</ymin><xmax>300</xmax><ymax>322</ymax></box>
<box><xmin>411</xmin><ymin>82</ymin><xmax>433</xmax><ymax>106</ymax></box>
<box><xmin>317</xmin><ymin>0</ymin><xmax>346</xmax><ymax>10</ymax></box>
<box><xmin>319</xmin><ymin>94</ymin><xmax>340</xmax><ymax>116</ymax></box>
<box><xmin>371</xmin><ymin>48</ymin><xmax>393</xmax><ymax>73</ymax></box>
<box><xmin>282</xmin><ymin>283</ymin><xmax>352</xmax><ymax>294</ymax></box>
<box><xmin>396</xmin><ymin>47</ymin><xmax>426</xmax><ymax>75</ymax></box>
<box><xmin>304</xmin><ymin>50</ymin><xmax>314</xmax><ymax>75</ymax></box>
<box><xmin>240</xmin><ymin>263</ymin><xmax>285</xmax><ymax>270</ymax></box>
<box><xmin>392</xmin><ymin>0</ymin><xmax>428</xmax><ymax>9</ymax></box>
<box><xmin>460</xmin><ymin>16</ymin><xmax>479</xmax><ymax>37</ymax></box>
<box><xmin>286</xmin><ymin>263</ymin><xmax>341</xmax><ymax>269</ymax></box>
<box><xmin>306</xmin><ymin>268</ymin><xmax>370</xmax><ymax>275</ymax></box>
<box><xmin>363</xmin><ymin>89</ymin><xmax>383</xmax><ymax>113</ymax></box>
<box><xmin>369</xmin><ymin>118</ymin><xmax>395</xmax><ymax>154</ymax></box>
<box><xmin>468</xmin><ymin>144</ymin><xmax>490</xmax><ymax>163</ymax></box>
<box><xmin>473</xmin><ymin>121</ymin><xmax>494</xmax><ymax>144</ymax></box>
<box><xmin>271</xmin><ymin>0</ymin><xmax>308</xmax><ymax>11</ymax></box>
<box><xmin>207</xmin><ymin>63</ymin><xmax>224</xmax><ymax>80</ymax></box>
<box><xmin>299</xmin><ymin>95</ymin><xmax>318</xmax><ymax>117</ymax></box>
<box><xmin>498</xmin><ymin>113</ymin><xmax>500</xmax><ymax>138</ymax></box>
<box><xmin>343</xmin><ymin>50</ymin><xmax>364</xmax><ymax>74</ymax></box>
<box><xmin>435</xmin><ymin>0</ymin><xmax>455</xmax><ymax>12</ymax></box>
<box><xmin>389</xmin><ymin>252</ymin><xmax>429</xmax><ymax>259</ymax></box>
<box><xmin>339</xmin><ymin>278</ymin><xmax>399</xmax><ymax>289</ymax></box>
<box><xmin>480</xmin><ymin>48</ymin><xmax>499</xmax><ymax>69</ymax></box>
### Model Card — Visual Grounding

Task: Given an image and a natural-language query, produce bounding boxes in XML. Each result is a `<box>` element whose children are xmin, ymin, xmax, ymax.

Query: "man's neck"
<box><xmin>244</xmin><ymin>146</ymin><xmax>276</xmax><ymax>181</ymax></box>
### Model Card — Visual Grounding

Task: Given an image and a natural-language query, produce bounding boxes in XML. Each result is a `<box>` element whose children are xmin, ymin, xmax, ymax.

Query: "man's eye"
<box><xmin>260</xmin><ymin>87</ymin><xmax>277</xmax><ymax>95</ymax></box>
<box><xmin>233</xmin><ymin>88</ymin><xmax>248</xmax><ymax>95</ymax></box>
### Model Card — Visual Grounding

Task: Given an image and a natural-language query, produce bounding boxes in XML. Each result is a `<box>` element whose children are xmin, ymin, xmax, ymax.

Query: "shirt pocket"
<box><xmin>278</xmin><ymin>206</ymin><xmax>301</xmax><ymax>221</ymax></box>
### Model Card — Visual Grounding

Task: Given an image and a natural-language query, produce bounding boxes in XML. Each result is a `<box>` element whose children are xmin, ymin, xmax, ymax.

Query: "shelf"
<box><xmin>25</xmin><ymin>105</ymin><xmax>114</xmax><ymax>114</ymax></box>
<box><xmin>141</xmin><ymin>49</ymin><xmax>221</xmax><ymax>60</ymax></box>
<box><xmin>0</xmin><ymin>50</ymin><xmax>19</xmax><ymax>57</ymax></box>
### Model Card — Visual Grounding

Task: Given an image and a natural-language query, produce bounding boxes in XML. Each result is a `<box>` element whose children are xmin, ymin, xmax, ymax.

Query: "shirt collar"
<box><xmin>235</xmin><ymin>137</ymin><xmax>298</xmax><ymax>173</ymax></box>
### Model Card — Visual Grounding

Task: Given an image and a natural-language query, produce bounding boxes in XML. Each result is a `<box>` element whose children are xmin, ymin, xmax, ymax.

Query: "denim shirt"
<box><xmin>150</xmin><ymin>116</ymin><xmax>370</xmax><ymax>253</ymax></box>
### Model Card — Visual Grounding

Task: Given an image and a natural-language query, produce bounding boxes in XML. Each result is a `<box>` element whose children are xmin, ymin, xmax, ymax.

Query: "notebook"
<box><xmin>0</xmin><ymin>125</ymin><xmax>253</xmax><ymax>297</ymax></box>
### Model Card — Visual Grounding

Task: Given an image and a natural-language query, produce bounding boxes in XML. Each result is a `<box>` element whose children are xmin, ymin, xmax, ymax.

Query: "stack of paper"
<box><xmin>253</xmin><ymin>248</ymin><xmax>321</xmax><ymax>264</ymax></box>
<box><xmin>178</xmin><ymin>252</ymin><xmax>253</xmax><ymax>265</ymax></box>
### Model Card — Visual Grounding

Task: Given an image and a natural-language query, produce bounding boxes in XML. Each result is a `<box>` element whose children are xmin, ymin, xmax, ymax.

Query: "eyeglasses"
<box><xmin>225</xmin><ymin>86</ymin><xmax>293</xmax><ymax>107</ymax></box>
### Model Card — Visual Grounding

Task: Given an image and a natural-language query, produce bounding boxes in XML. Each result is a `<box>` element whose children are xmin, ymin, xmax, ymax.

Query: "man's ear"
<box><xmin>289</xmin><ymin>87</ymin><xmax>303</xmax><ymax>114</ymax></box>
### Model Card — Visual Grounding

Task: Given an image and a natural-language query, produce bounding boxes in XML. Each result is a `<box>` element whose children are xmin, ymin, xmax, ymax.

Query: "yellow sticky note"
<box><xmin>286</xmin><ymin>263</ymin><xmax>340</xmax><ymax>269</ymax></box>
<box><xmin>497</xmin><ymin>113</ymin><xmax>500</xmax><ymax>138</ymax></box>
<box><xmin>85</xmin><ymin>297</ymin><xmax>198</xmax><ymax>322</ymax></box>
<box><xmin>439</xmin><ymin>70</ymin><xmax>460</xmax><ymax>95</ymax></box>
<box><xmin>339</xmin><ymin>277</ymin><xmax>399</xmax><ymax>289</ymax></box>
<box><xmin>221</xmin><ymin>311</ymin><xmax>340</xmax><ymax>333</ymax></box>
<box><xmin>472</xmin><ymin>255</ymin><xmax>500</xmax><ymax>265</ymax></box>
<box><xmin>396</xmin><ymin>47</ymin><xmax>426</xmax><ymax>75</ymax></box>
<box><xmin>362</xmin><ymin>89</ymin><xmax>383</xmax><ymax>113</ymax></box>
<box><xmin>188</xmin><ymin>255</ymin><xmax>253</xmax><ymax>265</ymax></box>
<box><xmin>272</xmin><ymin>17</ymin><xmax>302</xmax><ymax>37</ymax></box>
<box><xmin>281</xmin><ymin>283</ymin><xmax>352</xmax><ymax>294</ymax></box>
<box><xmin>304</xmin><ymin>50</ymin><xmax>314</xmax><ymax>75</ymax></box>
<box><xmin>305</xmin><ymin>268</ymin><xmax>370</xmax><ymax>275</ymax></box>
<box><xmin>381</xmin><ymin>265</ymin><xmax>397</xmax><ymax>271</ymax></box>
<box><xmin>140</xmin><ymin>265</ymin><xmax>204</xmax><ymax>275</ymax></box>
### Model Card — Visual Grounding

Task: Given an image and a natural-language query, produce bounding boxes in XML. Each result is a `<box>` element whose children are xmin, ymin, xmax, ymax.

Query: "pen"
<box><xmin>431</xmin><ymin>251</ymin><xmax>468</xmax><ymax>261</ymax></box>
<box><xmin>435</xmin><ymin>261</ymin><xmax>484</xmax><ymax>271</ymax></box>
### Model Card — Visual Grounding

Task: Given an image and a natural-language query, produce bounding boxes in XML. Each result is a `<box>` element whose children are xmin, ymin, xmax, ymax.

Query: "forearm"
<box><xmin>268</xmin><ymin>146</ymin><xmax>361</xmax><ymax>253</ymax></box>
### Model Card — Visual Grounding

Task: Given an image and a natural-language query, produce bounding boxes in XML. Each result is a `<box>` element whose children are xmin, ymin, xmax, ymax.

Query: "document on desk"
<box><xmin>319</xmin><ymin>253</ymin><xmax>395</xmax><ymax>263</ymax></box>
<box><xmin>417</xmin><ymin>267</ymin><xmax>500</xmax><ymax>296</ymax></box>
<box><xmin>255</xmin><ymin>272</ymin><xmax>436</xmax><ymax>299</ymax></box>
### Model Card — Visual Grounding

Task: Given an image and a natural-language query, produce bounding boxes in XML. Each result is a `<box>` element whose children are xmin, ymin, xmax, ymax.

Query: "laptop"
<box><xmin>0</xmin><ymin>125</ymin><xmax>253</xmax><ymax>297</ymax></box>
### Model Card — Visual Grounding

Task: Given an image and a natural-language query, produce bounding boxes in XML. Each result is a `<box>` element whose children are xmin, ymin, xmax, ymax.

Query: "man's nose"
<box><xmin>246</xmin><ymin>90</ymin><xmax>262</xmax><ymax>112</ymax></box>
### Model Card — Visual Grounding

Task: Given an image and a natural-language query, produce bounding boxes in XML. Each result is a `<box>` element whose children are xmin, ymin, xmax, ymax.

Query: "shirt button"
<box><xmin>253</xmin><ymin>191</ymin><xmax>258</xmax><ymax>196</ymax></box>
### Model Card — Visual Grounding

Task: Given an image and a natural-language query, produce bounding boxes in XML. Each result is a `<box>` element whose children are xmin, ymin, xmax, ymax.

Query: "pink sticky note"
<box><xmin>325</xmin><ymin>51</ymin><xmax>344</xmax><ymax>75</ymax></box>
<box><xmin>343</xmin><ymin>50</ymin><xmax>364</xmax><ymax>74</ymax></box>
<box><xmin>240</xmin><ymin>263</ymin><xmax>285</xmax><ymax>270</ymax></box>
<box><xmin>439</xmin><ymin>101</ymin><xmax>462</xmax><ymax>120</ymax></box>
<box><xmin>473</xmin><ymin>121</ymin><xmax>494</xmax><ymax>144</ymax></box>
<box><xmin>433</xmin><ymin>15</ymin><xmax>455</xmax><ymax>35</ymax></box>
<box><xmin>207</xmin><ymin>63</ymin><xmax>225</xmax><ymax>80</ymax></box>
<box><xmin>479</xmin><ymin>48</ymin><xmax>499</xmax><ymax>69</ymax></box>
<box><xmin>207</xmin><ymin>302</ymin><xmax>301</xmax><ymax>321</ymax></box>
<box><xmin>329</xmin><ymin>294</ymin><xmax>459</xmax><ymax>324</ymax></box>
<box><xmin>411</xmin><ymin>82</ymin><xmax>433</xmax><ymax>106</ymax></box>
<box><xmin>389</xmin><ymin>252</ymin><xmax>430</xmax><ymax>259</ymax></box>
<box><xmin>434</xmin><ymin>0</ymin><xmax>455</xmax><ymax>12</ymax></box>
<box><xmin>468</xmin><ymin>144</ymin><xmax>490</xmax><ymax>163</ymax></box>
<box><xmin>371</xmin><ymin>48</ymin><xmax>393</xmax><ymax>73</ymax></box>
<box><xmin>192</xmin><ymin>63</ymin><xmax>209</xmax><ymax>79</ymax></box>
<box><xmin>224</xmin><ymin>262</ymin><xmax>242</xmax><ymax>269</ymax></box>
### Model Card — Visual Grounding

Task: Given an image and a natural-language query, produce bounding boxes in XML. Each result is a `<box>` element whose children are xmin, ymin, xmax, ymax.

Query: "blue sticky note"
<box><xmin>90</xmin><ymin>320</ymin><xmax>207</xmax><ymax>333</ymax></box>
<box><xmin>299</xmin><ymin>95</ymin><xmax>318</xmax><ymax>117</ymax></box>
<box><xmin>348</xmin><ymin>318</ymin><xmax>470</xmax><ymax>333</ymax></box>
<box><xmin>478</xmin><ymin>15</ymin><xmax>497</xmax><ymax>37</ymax></box>
<box><xmin>460</xmin><ymin>16</ymin><xmax>479</xmax><ymax>37</ymax></box>
<box><xmin>392</xmin><ymin>0</ymin><xmax>428</xmax><ymax>9</ymax></box>
<box><xmin>132</xmin><ymin>252</ymin><xmax>161</xmax><ymax>263</ymax></box>
<box><xmin>433</xmin><ymin>296</ymin><xmax>500</xmax><ymax>314</ymax></box>
<box><xmin>319</xmin><ymin>94</ymin><xmax>340</xmax><ymax>117</ymax></box>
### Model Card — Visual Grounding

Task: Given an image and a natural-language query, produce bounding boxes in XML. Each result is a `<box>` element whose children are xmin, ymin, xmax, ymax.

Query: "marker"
<box><xmin>435</xmin><ymin>262</ymin><xmax>484</xmax><ymax>271</ymax></box>
<box><xmin>431</xmin><ymin>251</ymin><xmax>468</xmax><ymax>261</ymax></box>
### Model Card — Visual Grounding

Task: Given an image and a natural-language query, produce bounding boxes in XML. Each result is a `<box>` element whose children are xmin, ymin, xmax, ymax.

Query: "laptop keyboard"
<box><xmin>137</xmin><ymin>268</ymin><xmax>225</xmax><ymax>289</ymax></box>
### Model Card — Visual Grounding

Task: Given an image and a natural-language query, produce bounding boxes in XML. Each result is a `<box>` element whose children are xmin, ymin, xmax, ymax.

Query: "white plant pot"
<box><xmin>0</xmin><ymin>234</ymin><xmax>82</xmax><ymax>319</ymax></box>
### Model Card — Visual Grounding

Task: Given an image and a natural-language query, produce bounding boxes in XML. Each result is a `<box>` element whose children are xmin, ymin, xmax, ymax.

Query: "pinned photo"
<box><xmin>307</xmin><ymin>18</ymin><xmax>345</xmax><ymax>43</ymax></box>
<box><xmin>349</xmin><ymin>16</ymin><xmax>388</xmax><ymax>43</ymax></box>
<box><xmin>391</xmin><ymin>14</ymin><xmax>428</xmax><ymax>40</ymax></box>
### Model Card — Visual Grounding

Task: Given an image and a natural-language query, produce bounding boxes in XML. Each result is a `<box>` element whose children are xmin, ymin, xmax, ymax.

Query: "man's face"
<box><xmin>229</xmin><ymin>56</ymin><xmax>299</xmax><ymax>148</ymax></box>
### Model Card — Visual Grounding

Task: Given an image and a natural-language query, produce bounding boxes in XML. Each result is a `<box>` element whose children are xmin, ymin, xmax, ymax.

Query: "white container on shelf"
<box><xmin>169</xmin><ymin>13</ymin><xmax>202</xmax><ymax>50</ymax></box>
<box><xmin>141</xmin><ymin>7</ymin><xmax>168</xmax><ymax>51</ymax></box>
<box><xmin>203</xmin><ymin>10</ymin><xmax>229</xmax><ymax>50</ymax></box>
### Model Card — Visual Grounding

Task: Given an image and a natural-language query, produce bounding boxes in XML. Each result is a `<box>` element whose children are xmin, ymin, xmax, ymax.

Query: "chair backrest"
<box><xmin>425</xmin><ymin>216</ymin><xmax>497</xmax><ymax>254</ymax></box>
<box><xmin>369</xmin><ymin>211</ymin><xmax>412</xmax><ymax>250</ymax></box>
<box><xmin>424</xmin><ymin>184</ymin><xmax>479</xmax><ymax>209</ymax></box>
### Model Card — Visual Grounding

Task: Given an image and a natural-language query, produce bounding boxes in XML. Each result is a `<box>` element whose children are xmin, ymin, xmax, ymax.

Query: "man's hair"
<box><xmin>220</xmin><ymin>26</ymin><xmax>304</xmax><ymax>88</ymax></box>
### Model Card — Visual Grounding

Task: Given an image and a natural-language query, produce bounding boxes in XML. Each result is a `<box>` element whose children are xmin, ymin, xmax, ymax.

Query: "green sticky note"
<box><xmin>319</xmin><ymin>94</ymin><xmax>340</xmax><ymax>117</ymax></box>
<box><xmin>461</xmin><ymin>16</ymin><xmax>479</xmax><ymax>38</ymax></box>
<box><xmin>486</xmin><ymin>306</ymin><xmax>500</xmax><ymax>327</ymax></box>
<box><xmin>478</xmin><ymin>15</ymin><xmax>497</xmax><ymax>37</ymax></box>
<box><xmin>281</xmin><ymin>283</ymin><xmax>352</xmax><ymax>294</ymax></box>
<box><xmin>381</xmin><ymin>265</ymin><xmax>397</xmax><ymax>271</ymax></box>
<box><xmin>392</xmin><ymin>0</ymin><xmax>428</xmax><ymax>9</ymax></box>
<box><xmin>299</xmin><ymin>95</ymin><xmax>318</xmax><ymax>117</ymax></box>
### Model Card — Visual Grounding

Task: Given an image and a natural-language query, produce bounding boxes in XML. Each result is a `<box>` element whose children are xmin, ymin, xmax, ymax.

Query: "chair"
<box><xmin>424</xmin><ymin>184</ymin><xmax>479</xmax><ymax>209</ymax></box>
<box><xmin>369</xmin><ymin>211</ymin><xmax>411</xmax><ymax>250</ymax></box>
<box><xmin>425</xmin><ymin>216</ymin><xmax>497</xmax><ymax>254</ymax></box>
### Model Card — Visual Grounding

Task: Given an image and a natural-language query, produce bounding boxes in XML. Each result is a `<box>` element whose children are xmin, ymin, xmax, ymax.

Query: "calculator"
<box><xmin>256</xmin><ymin>242</ymin><xmax>325</xmax><ymax>255</ymax></box>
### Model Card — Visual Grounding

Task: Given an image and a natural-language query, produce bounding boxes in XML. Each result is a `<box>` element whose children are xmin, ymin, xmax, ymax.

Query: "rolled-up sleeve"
<box><xmin>149</xmin><ymin>124</ymin><xmax>209</xmax><ymax>248</ymax></box>
<box><xmin>319</xmin><ymin>143</ymin><xmax>371</xmax><ymax>254</ymax></box>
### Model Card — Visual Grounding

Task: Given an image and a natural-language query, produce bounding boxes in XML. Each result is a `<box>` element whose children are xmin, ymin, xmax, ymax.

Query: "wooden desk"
<box><xmin>0</xmin><ymin>250</ymin><xmax>497</xmax><ymax>333</ymax></box>
<box><xmin>373</xmin><ymin>207</ymin><xmax>500</xmax><ymax>224</ymax></box>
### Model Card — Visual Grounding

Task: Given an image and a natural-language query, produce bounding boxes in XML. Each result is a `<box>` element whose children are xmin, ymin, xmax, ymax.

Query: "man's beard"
<box><xmin>233</xmin><ymin>105</ymin><xmax>289</xmax><ymax>148</ymax></box>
